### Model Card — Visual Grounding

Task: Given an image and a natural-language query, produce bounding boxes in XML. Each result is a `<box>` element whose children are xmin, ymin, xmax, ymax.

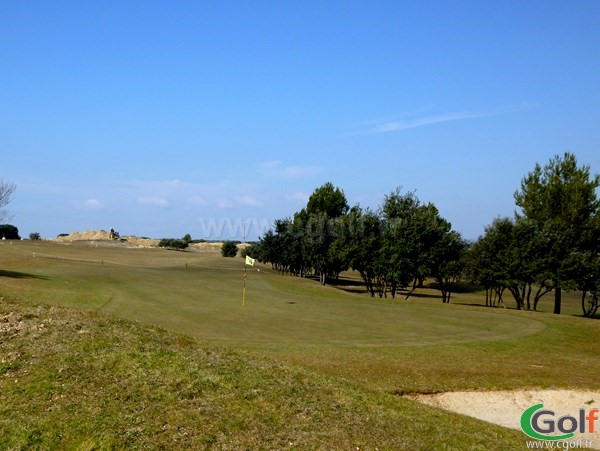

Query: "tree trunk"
<box><xmin>581</xmin><ymin>291</ymin><xmax>599</xmax><ymax>318</ymax></box>
<box><xmin>533</xmin><ymin>285</ymin><xmax>552</xmax><ymax>311</ymax></box>
<box><xmin>441</xmin><ymin>287</ymin><xmax>449</xmax><ymax>303</ymax></box>
<box><xmin>508</xmin><ymin>286</ymin><xmax>524</xmax><ymax>310</ymax></box>
<box><xmin>405</xmin><ymin>277</ymin><xmax>418</xmax><ymax>300</ymax></box>
<box><xmin>554</xmin><ymin>285</ymin><xmax>561</xmax><ymax>314</ymax></box>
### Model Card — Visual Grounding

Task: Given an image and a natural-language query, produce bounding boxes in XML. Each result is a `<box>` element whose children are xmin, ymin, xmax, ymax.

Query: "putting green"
<box><xmin>0</xmin><ymin>241</ymin><xmax>546</xmax><ymax>348</ymax></box>
<box><xmin>103</xmin><ymin>270</ymin><xmax>546</xmax><ymax>347</ymax></box>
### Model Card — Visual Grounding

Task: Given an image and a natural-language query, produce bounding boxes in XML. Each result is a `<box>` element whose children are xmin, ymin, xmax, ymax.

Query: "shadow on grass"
<box><xmin>331</xmin><ymin>278</ymin><xmax>364</xmax><ymax>287</ymax></box>
<box><xmin>329</xmin><ymin>278</ymin><xmax>368</xmax><ymax>294</ymax></box>
<box><xmin>452</xmin><ymin>301</ymin><xmax>518</xmax><ymax>310</ymax></box>
<box><xmin>0</xmin><ymin>270</ymin><xmax>48</xmax><ymax>280</ymax></box>
<box><xmin>396</xmin><ymin>290</ymin><xmax>444</xmax><ymax>300</ymax></box>
<box><xmin>425</xmin><ymin>281</ymin><xmax>484</xmax><ymax>293</ymax></box>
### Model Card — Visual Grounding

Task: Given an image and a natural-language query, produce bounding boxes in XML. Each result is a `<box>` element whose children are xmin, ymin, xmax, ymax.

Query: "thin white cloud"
<box><xmin>372</xmin><ymin>112</ymin><xmax>483</xmax><ymax>133</ymax></box>
<box><xmin>285</xmin><ymin>192</ymin><xmax>309</xmax><ymax>203</ymax></box>
<box><xmin>236</xmin><ymin>195</ymin><xmax>263</xmax><ymax>207</ymax></box>
<box><xmin>137</xmin><ymin>197</ymin><xmax>169</xmax><ymax>207</ymax></box>
<box><xmin>258</xmin><ymin>161</ymin><xmax>322</xmax><ymax>178</ymax></box>
<box><xmin>280</xmin><ymin>166</ymin><xmax>322</xmax><ymax>177</ymax></box>
<box><xmin>259</xmin><ymin>160</ymin><xmax>282</xmax><ymax>170</ymax></box>
<box><xmin>356</xmin><ymin>104</ymin><xmax>532</xmax><ymax>135</ymax></box>
<box><xmin>115</xmin><ymin>179</ymin><xmax>269</xmax><ymax>211</ymax></box>
<box><xmin>82</xmin><ymin>199</ymin><xmax>104</xmax><ymax>209</ymax></box>
<box><xmin>188</xmin><ymin>196</ymin><xmax>208</xmax><ymax>207</ymax></box>
<box><xmin>217</xmin><ymin>199</ymin><xmax>234</xmax><ymax>209</ymax></box>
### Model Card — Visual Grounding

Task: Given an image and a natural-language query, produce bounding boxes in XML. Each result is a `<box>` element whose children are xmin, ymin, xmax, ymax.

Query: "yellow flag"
<box><xmin>245</xmin><ymin>255</ymin><xmax>255</xmax><ymax>267</ymax></box>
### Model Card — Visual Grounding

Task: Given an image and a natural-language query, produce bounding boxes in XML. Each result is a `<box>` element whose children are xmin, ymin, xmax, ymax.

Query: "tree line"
<box><xmin>468</xmin><ymin>153</ymin><xmax>599</xmax><ymax>317</ymax></box>
<box><xmin>247</xmin><ymin>183</ymin><xmax>468</xmax><ymax>303</ymax></box>
<box><xmin>248</xmin><ymin>153</ymin><xmax>600</xmax><ymax>317</ymax></box>
<box><xmin>1</xmin><ymin>154</ymin><xmax>598</xmax><ymax>316</ymax></box>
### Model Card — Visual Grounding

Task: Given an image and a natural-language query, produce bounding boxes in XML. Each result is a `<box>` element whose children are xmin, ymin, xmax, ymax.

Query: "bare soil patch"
<box><xmin>52</xmin><ymin>231</ymin><xmax>250</xmax><ymax>252</ymax></box>
<box><xmin>188</xmin><ymin>242</ymin><xmax>250</xmax><ymax>255</ymax></box>
<box><xmin>53</xmin><ymin>230</ymin><xmax>159</xmax><ymax>247</ymax></box>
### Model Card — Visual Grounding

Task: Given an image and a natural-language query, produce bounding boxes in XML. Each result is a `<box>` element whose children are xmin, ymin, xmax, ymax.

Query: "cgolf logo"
<box><xmin>521</xmin><ymin>403</ymin><xmax>598</xmax><ymax>441</ymax></box>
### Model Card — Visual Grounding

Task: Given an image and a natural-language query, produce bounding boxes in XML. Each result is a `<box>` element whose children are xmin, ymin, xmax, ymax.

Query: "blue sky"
<box><xmin>2</xmin><ymin>1</ymin><xmax>599</xmax><ymax>240</ymax></box>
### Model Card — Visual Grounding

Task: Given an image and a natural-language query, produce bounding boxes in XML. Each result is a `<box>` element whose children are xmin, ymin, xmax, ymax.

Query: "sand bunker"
<box><xmin>409</xmin><ymin>389</ymin><xmax>599</xmax><ymax>445</ymax></box>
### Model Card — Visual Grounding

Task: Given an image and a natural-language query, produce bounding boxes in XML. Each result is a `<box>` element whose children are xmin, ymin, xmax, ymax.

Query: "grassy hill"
<box><xmin>1</xmin><ymin>240</ymin><xmax>598</xmax><ymax>449</ymax></box>
<box><xmin>0</xmin><ymin>297</ymin><xmax>532</xmax><ymax>449</ymax></box>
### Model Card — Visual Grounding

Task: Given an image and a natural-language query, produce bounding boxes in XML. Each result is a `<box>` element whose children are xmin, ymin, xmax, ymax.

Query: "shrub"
<box><xmin>240</xmin><ymin>243</ymin><xmax>258</xmax><ymax>259</ymax></box>
<box><xmin>29</xmin><ymin>232</ymin><xmax>41</xmax><ymax>240</ymax></box>
<box><xmin>221</xmin><ymin>241</ymin><xmax>238</xmax><ymax>257</ymax></box>
<box><xmin>159</xmin><ymin>238</ymin><xmax>189</xmax><ymax>250</ymax></box>
<box><xmin>0</xmin><ymin>224</ymin><xmax>20</xmax><ymax>240</ymax></box>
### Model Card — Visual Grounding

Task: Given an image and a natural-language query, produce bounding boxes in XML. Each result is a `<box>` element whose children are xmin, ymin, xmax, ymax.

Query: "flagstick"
<box><xmin>243</xmin><ymin>266</ymin><xmax>247</xmax><ymax>307</ymax></box>
<box><xmin>242</xmin><ymin>223</ymin><xmax>246</xmax><ymax>306</ymax></box>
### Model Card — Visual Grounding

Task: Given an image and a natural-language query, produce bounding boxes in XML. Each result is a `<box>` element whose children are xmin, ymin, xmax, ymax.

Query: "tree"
<box><xmin>255</xmin><ymin>183</ymin><xmax>464</xmax><ymax>299</ymax></box>
<box><xmin>574</xmin><ymin>251</ymin><xmax>600</xmax><ymax>317</ymax></box>
<box><xmin>29</xmin><ymin>232</ymin><xmax>41</xmax><ymax>240</ymax></box>
<box><xmin>306</xmin><ymin>182</ymin><xmax>348</xmax><ymax>218</ymax></box>
<box><xmin>381</xmin><ymin>189</ymin><xmax>421</xmax><ymax>298</ymax></box>
<box><xmin>336</xmin><ymin>206</ymin><xmax>386</xmax><ymax>297</ymax></box>
<box><xmin>573</xmin><ymin>209</ymin><xmax>600</xmax><ymax>317</ymax></box>
<box><xmin>381</xmin><ymin>188</ymin><xmax>457</xmax><ymax>299</ymax></box>
<box><xmin>514</xmin><ymin>152</ymin><xmax>600</xmax><ymax>314</ymax></box>
<box><xmin>259</xmin><ymin>218</ymin><xmax>305</xmax><ymax>276</ymax></box>
<box><xmin>428</xmin><ymin>230</ymin><xmax>468</xmax><ymax>303</ymax></box>
<box><xmin>221</xmin><ymin>241</ymin><xmax>238</xmax><ymax>257</ymax></box>
<box><xmin>0</xmin><ymin>224</ymin><xmax>20</xmax><ymax>240</ymax></box>
<box><xmin>182</xmin><ymin>234</ymin><xmax>192</xmax><ymax>244</ymax></box>
<box><xmin>0</xmin><ymin>179</ymin><xmax>16</xmax><ymax>224</ymax></box>
<box><xmin>467</xmin><ymin>217</ymin><xmax>550</xmax><ymax>310</ymax></box>
<box><xmin>467</xmin><ymin>218</ymin><xmax>511</xmax><ymax>307</ymax></box>
<box><xmin>158</xmin><ymin>238</ymin><xmax>189</xmax><ymax>250</ymax></box>
<box><xmin>299</xmin><ymin>183</ymin><xmax>349</xmax><ymax>285</ymax></box>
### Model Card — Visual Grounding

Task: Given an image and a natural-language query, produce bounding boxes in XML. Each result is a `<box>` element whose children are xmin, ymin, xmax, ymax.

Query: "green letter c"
<box><xmin>521</xmin><ymin>403</ymin><xmax>575</xmax><ymax>441</ymax></box>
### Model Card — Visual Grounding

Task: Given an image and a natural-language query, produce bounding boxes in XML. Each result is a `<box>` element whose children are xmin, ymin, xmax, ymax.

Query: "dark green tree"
<box><xmin>335</xmin><ymin>206</ymin><xmax>386</xmax><ymax>297</ymax></box>
<box><xmin>306</xmin><ymin>182</ymin><xmax>349</xmax><ymax>218</ymax></box>
<box><xmin>159</xmin><ymin>238</ymin><xmax>189</xmax><ymax>250</ymax></box>
<box><xmin>574</xmin><ymin>250</ymin><xmax>600</xmax><ymax>317</ymax></box>
<box><xmin>380</xmin><ymin>190</ymin><xmax>420</xmax><ymax>298</ymax></box>
<box><xmin>381</xmin><ymin>189</ymin><xmax>456</xmax><ymax>299</ymax></box>
<box><xmin>221</xmin><ymin>241</ymin><xmax>238</xmax><ymax>257</ymax></box>
<box><xmin>514</xmin><ymin>152</ymin><xmax>600</xmax><ymax>314</ymax></box>
<box><xmin>0</xmin><ymin>224</ymin><xmax>20</xmax><ymax>240</ymax></box>
<box><xmin>428</xmin><ymin>230</ymin><xmax>468</xmax><ymax>303</ymax></box>
<box><xmin>299</xmin><ymin>183</ymin><xmax>349</xmax><ymax>285</ymax></box>
<box><xmin>469</xmin><ymin>216</ymin><xmax>565</xmax><ymax>311</ymax></box>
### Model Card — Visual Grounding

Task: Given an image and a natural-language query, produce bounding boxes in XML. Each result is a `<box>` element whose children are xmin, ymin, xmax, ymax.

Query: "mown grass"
<box><xmin>0</xmin><ymin>298</ymin><xmax>533</xmax><ymax>449</ymax></box>
<box><xmin>273</xmin><ymin>310</ymin><xmax>600</xmax><ymax>396</ymax></box>
<box><xmin>1</xmin><ymin>240</ymin><xmax>599</xmax><ymax>449</ymax></box>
